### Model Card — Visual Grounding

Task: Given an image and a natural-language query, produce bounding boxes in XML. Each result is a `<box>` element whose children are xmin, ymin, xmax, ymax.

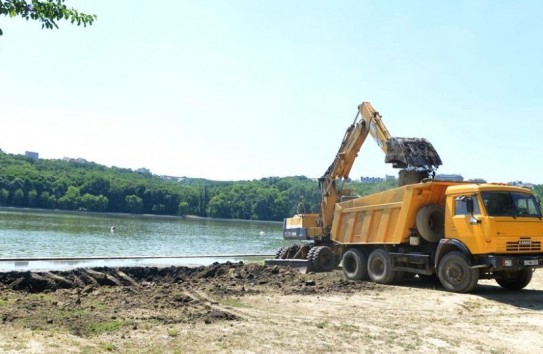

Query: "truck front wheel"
<box><xmin>437</xmin><ymin>251</ymin><xmax>479</xmax><ymax>293</ymax></box>
<box><xmin>367</xmin><ymin>248</ymin><xmax>396</xmax><ymax>284</ymax></box>
<box><xmin>496</xmin><ymin>269</ymin><xmax>533</xmax><ymax>290</ymax></box>
<box><xmin>342</xmin><ymin>248</ymin><xmax>368</xmax><ymax>280</ymax></box>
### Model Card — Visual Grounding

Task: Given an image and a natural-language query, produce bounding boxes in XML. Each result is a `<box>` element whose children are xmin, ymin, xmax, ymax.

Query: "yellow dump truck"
<box><xmin>268</xmin><ymin>101</ymin><xmax>543</xmax><ymax>293</ymax></box>
<box><xmin>335</xmin><ymin>180</ymin><xmax>543</xmax><ymax>292</ymax></box>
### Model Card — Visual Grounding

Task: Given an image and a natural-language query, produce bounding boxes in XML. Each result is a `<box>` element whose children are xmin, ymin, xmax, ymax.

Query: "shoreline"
<box><xmin>0</xmin><ymin>206</ymin><xmax>281</xmax><ymax>224</ymax></box>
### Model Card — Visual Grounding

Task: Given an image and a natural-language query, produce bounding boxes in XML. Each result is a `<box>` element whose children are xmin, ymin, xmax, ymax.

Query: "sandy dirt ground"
<box><xmin>1</xmin><ymin>262</ymin><xmax>542</xmax><ymax>353</ymax></box>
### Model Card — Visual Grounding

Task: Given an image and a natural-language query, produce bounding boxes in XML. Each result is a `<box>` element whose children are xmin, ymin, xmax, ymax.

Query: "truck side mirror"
<box><xmin>461</xmin><ymin>196</ymin><xmax>481</xmax><ymax>224</ymax></box>
<box><xmin>465</xmin><ymin>199</ymin><xmax>474</xmax><ymax>214</ymax></box>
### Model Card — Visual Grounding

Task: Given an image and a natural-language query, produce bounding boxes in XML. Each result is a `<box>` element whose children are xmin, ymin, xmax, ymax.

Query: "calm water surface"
<box><xmin>0</xmin><ymin>209</ymin><xmax>291</xmax><ymax>271</ymax></box>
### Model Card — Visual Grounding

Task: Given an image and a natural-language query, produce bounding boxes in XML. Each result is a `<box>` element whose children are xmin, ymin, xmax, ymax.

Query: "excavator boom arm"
<box><xmin>359</xmin><ymin>102</ymin><xmax>391</xmax><ymax>155</ymax></box>
<box><xmin>319</xmin><ymin>102</ymin><xmax>442</xmax><ymax>234</ymax></box>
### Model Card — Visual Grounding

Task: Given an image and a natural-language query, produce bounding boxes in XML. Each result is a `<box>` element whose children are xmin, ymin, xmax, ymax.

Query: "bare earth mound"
<box><xmin>1</xmin><ymin>262</ymin><xmax>542</xmax><ymax>353</ymax></box>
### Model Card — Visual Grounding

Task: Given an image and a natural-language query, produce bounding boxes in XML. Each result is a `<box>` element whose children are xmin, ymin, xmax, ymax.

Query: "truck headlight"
<box><xmin>503</xmin><ymin>259</ymin><xmax>513</xmax><ymax>267</ymax></box>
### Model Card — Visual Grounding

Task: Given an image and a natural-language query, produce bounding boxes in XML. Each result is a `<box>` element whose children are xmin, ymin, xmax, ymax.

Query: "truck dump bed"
<box><xmin>331</xmin><ymin>181</ymin><xmax>461</xmax><ymax>245</ymax></box>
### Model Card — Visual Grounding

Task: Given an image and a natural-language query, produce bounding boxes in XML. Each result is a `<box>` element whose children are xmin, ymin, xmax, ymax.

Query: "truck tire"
<box><xmin>437</xmin><ymin>251</ymin><xmax>479</xmax><ymax>293</ymax></box>
<box><xmin>496</xmin><ymin>269</ymin><xmax>533</xmax><ymax>290</ymax></box>
<box><xmin>309</xmin><ymin>246</ymin><xmax>337</xmax><ymax>272</ymax></box>
<box><xmin>367</xmin><ymin>248</ymin><xmax>396</xmax><ymax>284</ymax></box>
<box><xmin>416</xmin><ymin>204</ymin><xmax>445</xmax><ymax>242</ymax></box>
<box><xmin>342</xmin><ymin>248</ymin><xmax>368</xmax><ymax>280</ymax></box>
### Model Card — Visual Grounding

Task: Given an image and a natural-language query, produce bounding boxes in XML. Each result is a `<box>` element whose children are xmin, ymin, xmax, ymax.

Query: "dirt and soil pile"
<box><xmin>0</xmin><ymin>262</ymin><xmax>374</xmax><ymax>295</ymax></box>
<box><xmin>2</xmin><ymin>263</ymin><xmax>543</xmax><ymax>353</ymax></box>
<box><xmin>0</xmin><ymin>262</ymin><xmax>378</xmax><ymax>337</ymax></box>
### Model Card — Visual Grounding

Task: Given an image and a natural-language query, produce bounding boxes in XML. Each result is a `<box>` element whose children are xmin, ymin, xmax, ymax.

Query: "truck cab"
<box><xmin>435</xmin><ymin>184</ymin><xmax>543</xmax><ymax>291</ymax></box>
<box><xmin>445</xmin><ymin>184</ymin><xmax>543</xmax><ymax>256</ymax></box>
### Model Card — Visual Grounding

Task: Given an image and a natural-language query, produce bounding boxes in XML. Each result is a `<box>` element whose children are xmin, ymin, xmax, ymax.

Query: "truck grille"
<box><xmin>506</xmin><ymin>240</ymin><xmax>541</xmax><ymax>252</ymax></box>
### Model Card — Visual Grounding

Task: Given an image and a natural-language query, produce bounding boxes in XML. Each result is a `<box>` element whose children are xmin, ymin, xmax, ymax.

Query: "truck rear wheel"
<box><xmin>367</xmin><ymin>248</ymin><xmax>396</xmax><ymax>284</ymax></box>
<box><xmin>437</xmin><ymin>251</ymin><xmax>479</xmax><ymax>293</ymax></box>
<box><xmin>416</xmin><ymin>204</ymin><xmax>445</xmax><ymax>242</ymax></box>
<box><xmin>308</xmin><ymin>246</ymin><xmax>337</xmax><ymax>272</ymax></box>
<box><xmin>496</xmin><ymin>269</ymin><xmax>533</xmax><ymax>290</ymax></box>
<box><xmin>342</xmin><ymin>248</ymin><xmax>368</xmax><ymax>280</ymax></box>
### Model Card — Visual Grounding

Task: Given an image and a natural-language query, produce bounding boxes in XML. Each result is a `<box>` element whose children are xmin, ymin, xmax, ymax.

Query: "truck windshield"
<box><xmin>481</xmin><ymin>191</ymin><xmax>542</xmax><ymax>217</ymax></box>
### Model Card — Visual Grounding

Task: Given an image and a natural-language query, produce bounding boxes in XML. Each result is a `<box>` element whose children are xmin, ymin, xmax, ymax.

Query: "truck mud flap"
<box><xmin>264</xmin><ymin>259</ymin><xmax>309</xmax><ymax>273</ymax></box>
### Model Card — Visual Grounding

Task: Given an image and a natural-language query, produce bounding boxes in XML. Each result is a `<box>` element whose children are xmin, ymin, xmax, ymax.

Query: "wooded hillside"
<box><xmin>0</xmin><ymin>151</ymin><xmax>394</xmax><ymax>221</ymax></box>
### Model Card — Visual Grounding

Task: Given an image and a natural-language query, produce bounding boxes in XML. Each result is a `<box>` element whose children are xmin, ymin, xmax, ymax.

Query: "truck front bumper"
<box><xmin>483</xmin><ymin>254</ymin><xmax>543</xmax><ymax>271</ymax></box>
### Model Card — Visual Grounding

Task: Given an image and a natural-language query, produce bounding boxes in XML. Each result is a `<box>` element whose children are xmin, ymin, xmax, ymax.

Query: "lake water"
<box><xmin>0</xmin><ymin>208</ymin><xmax>292</xmax><ymax>271</ymax></box>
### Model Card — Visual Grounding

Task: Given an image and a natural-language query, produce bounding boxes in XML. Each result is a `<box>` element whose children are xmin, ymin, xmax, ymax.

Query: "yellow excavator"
<box><xmin>267</xmin><ymin>102</ymin><xmax>442</xmax><ymax>271</ymax></box>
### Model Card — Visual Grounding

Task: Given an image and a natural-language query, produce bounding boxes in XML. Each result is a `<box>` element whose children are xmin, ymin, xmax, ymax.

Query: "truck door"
<box><xmin>448</xmin><ymin>195</ymin><xmax>487</xmax><ymax>254</ymax></box>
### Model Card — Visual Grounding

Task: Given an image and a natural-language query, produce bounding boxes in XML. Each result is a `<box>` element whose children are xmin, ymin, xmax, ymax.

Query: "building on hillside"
<box><xmin>136</xmin><ymin>168</ymin><xmax>151</xmax><ymax>174</ymax></box>
<box><xmin>508</xmin><ymin>181</ymin><xmax>535</xmax><ymax>189</ymax></box>
<box><xmin>468</xmin><ymin>178</ymin><xmax>487</xmax><ymax>183</ymax></box>
<box><xmin>360</xmin><ymin>176</ymin><xmax>385</xmax><ymax>183</ymax></box>
<box><xmin>159</xmin><ymin>175</ymin><xmax>186</xmax><ymax>182</ymax></box>
<box><xmin>63</xmin><ymin>157</ymin><xmax>89</xmax><ymax>164</ymax></box>
<box><xmin>25</xmin><ymin>151</ymin><xmax>39</xmax><ymax>160</ymax></box>
<box><xmin>435</xmin><ymin>174</ymin><xmax>464</xmax><ymax>182</ymax></box>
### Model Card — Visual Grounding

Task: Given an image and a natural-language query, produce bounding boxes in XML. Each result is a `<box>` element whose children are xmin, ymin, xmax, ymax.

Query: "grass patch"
<box><xmin>461</xmin><ymin>299</ymin><xmax>483</xmax><ymax>311</ymax></box>
<box><xmin>220</xmin><ymin>298</ymin><xmax>249</xmax><ymax>308</ymax></box>
<box><xmin>100</xmin><ymin>341</ymin><xmax>118</xmax><ymax>351</ymax></box>
<box><xmin>167</xmin><ymin>328</ymin><xmax>180</xmax><ymax>337</ymax></box>
<box><xmin>88</xmin><ymin>320</ymin><xmax>126</xmax><ymax>335</ymax></box>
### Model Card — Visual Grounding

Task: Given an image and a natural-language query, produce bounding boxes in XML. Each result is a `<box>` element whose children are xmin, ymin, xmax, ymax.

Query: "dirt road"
<box><xmin>1</xmin><ymin>262</ymin><xmax>542</xmax><ymax>353</ymax></box>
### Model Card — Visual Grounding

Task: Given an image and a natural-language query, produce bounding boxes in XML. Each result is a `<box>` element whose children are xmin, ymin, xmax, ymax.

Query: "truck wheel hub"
<box><xmin>447</xmin><ymin>264</ymin><xmax>463</xmax><ymax>282</ymax></box>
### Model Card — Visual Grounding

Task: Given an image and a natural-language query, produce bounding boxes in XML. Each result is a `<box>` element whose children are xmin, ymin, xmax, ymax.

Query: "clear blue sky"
<box><xmin>1</xmin><ymin>1</ymin><xmax>542</xmax><ymax>183</ymax></box>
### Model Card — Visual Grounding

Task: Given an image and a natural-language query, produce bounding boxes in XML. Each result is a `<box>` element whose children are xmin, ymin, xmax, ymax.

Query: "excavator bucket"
<box><xmin>385</xmin><ymin>137</ymin><xmax>442</xmax><ymax>169</ymax></box>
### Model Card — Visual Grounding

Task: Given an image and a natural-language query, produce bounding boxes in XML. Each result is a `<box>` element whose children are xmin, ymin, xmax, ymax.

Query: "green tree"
<box><xmin>0</xmin><ymin>187</ymin><xmax>9</xmax><ymax>205</ymax></box>
<box><xmin>81</xmin><ymin>175</ymin><xmax>110</xmax><ymax>196</ymax></box>
<box><xmin>0</xmin><ymin>0</ymin><xmax>97</xmax><ymax>36</ymax></box>
<box><xmin>178</xmin><ymin>201</ymin><xmax>189</xmax><ymax>216</ymax></box>
<box><xmin>39</xmin><ymin>190</ymin><xmax>56</xmax><ymax>208</ymax></box>
<box><xmin>57</xmin><ymin>185</ymin><xmax>80</xmax><ymax>210</ymax></box>
<box><xmin>125</xmin><ymin>194</ymin><xmax>143</xmax><ymax>214</ymax></box>
<box><xmin>80</xmin><ymin>193</ymin><xmax>108</xmax><ymax>211</ymax></box>
<box><xmin>11</xmin><ymin>188</ymin><xmax>24</xmax><ymax>206</ymax></box>
<box><xmin>27</xmin><ymin>188</ymin><xmax>38</xmax><ymax>207</ymax></box>
<box><xmin>152</xmin><ymin>203</ymin><xmax>166</xmax><ymax>214</ymax></box>
<box><xmin>208</xmin><ymin>193</ymin><xmax>231</xmax><ymax>218</ymax></box>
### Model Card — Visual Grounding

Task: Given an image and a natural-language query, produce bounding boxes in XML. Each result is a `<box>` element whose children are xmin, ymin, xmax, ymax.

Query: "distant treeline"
<box><xmin>0</xmin><ymin>151</ymin><xmax>396</xmax><ymax>221</ymax></box>
<box><xmin>5</xmin><ymin>151</ymin><xmax>537</xmax><ymax>221</ymax></box>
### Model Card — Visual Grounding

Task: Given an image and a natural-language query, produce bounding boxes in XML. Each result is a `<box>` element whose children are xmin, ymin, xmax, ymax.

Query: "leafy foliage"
<box><xmin>0</xmin><ymin>150</ymin><xmax>397</xmax><ymax>220</ymax></box>
<box><xmin>0</xmin><ymin>0</ymin><xmax>96</xmax><ymax>36</ymax></box>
